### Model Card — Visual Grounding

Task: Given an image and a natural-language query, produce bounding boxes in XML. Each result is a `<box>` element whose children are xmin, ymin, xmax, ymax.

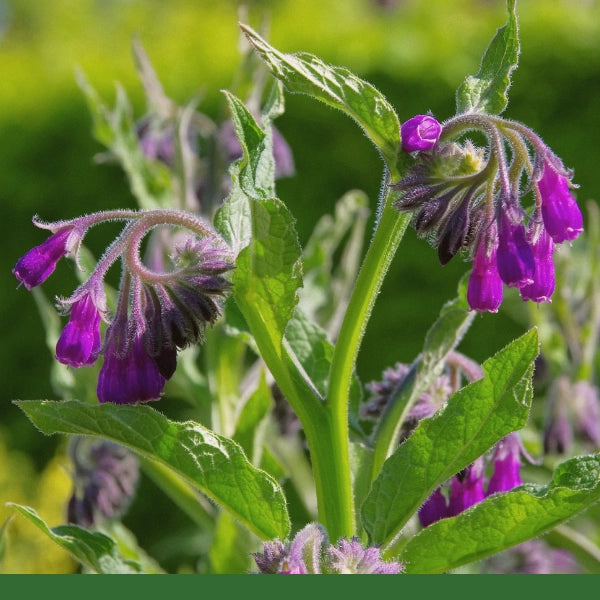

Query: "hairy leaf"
<box><xmin>8</xmin><ymin>504</ymin><xmax>148</xmax><ymax>573</ymax></box>
<box><xmin>400</xmin><ymin>454</ymin><xmax>600</xmax><ymax>573</ymax></box>
<box><xmin>362</xmin><ymin>329</ymin><xmax>538</xmax><ymax>546</ymax></box>
<box><xmin>14</xmin><ymin>400</ymin><xmax>290</xmax><ymax>541</ymax></box>
<box><xmin>241</xmin><ymin>24</ymin><xmax>401</xmax><ymax>174</ymax></box>
<box><xmin>455</xmin><ymin>0</ymin><xmax>519</xmax><ymax>115</ymax></box>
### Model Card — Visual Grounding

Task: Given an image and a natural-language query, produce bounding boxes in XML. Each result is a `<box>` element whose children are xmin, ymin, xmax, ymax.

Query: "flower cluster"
<box><xmin>13</xmin><ymin>209</ymin><xmax>234</xmax><ymax>405</ymax></box>
<box><xmin>66</xmin><ymin>437</ymin><xmax>140</xmax><ymax>527</ymax></box>
<box><xmin>362</xmin><ymin>350</ymin><xmax>484</xmax><ymax>441</ymax></box>
<box><xmin>396</xmin><ymin>113</ymin><xmax>583</xmax><ymax>313</ymax></box>
<box><xmin>419</xmin><ymin>433</ymin><xmax>527</xmax><ymax>528</ymax></box>
<box><xmin>253</xmin><ymin>523</ymin><xmax>403</xmax><ymax>574</ymax></box>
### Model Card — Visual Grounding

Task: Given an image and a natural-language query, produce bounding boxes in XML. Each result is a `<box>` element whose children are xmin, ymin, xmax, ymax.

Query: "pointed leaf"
<box><xmin>14</xmin><ymin>400</ymin><xmax>290</xmax><ymax>541</ymax></box>
<box><xmin>400</xmin><ymin>454</ymin><xmax>600</xmax><ymax>573</ymax></box>
<box><xmin>241</xmin><ymin>24</ymin><xmax>401</xmax><ymax>173</ymax></box>
<box><xmin>456</xmin><ymin>0</ymin><xmax>519</xmax><ymax>115</ymax></box>
<box><xmin>8</xmin><ymin>504</ymin><xmax>144</xmax><ymax>574</ymax></box>
<box><xmin>362</xmin><ymin>329</ymin><xmax>539</xmax><ymax>546</ymax></box>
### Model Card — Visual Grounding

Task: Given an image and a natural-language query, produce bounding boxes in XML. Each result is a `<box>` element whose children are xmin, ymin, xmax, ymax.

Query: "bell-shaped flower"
<box><xmin>13</xmin><ymin>227</ymin><xmax>73</xmax><ymax>290</ymax></box>
<box><xmin>55</xmin><ymin>294</ymin><xmax>102</xmax><ymax>367</ymax></box>
<box><xmin>519</xmin><ymin>224</ymin><xmax>555</xmax><ymax>303</ymax></box>
<box><xmin>538</xmin><ymin>163</ymin><xmax>583</xmax><ymax>243</ymax></box>
<box><xmin>97</xmin><ymin>329</ymin><xmax>166</xmax><ymax>405</ymax></box>
<box><xmin>486</xmin><ymin>433</ymin><xmax>523</xmax><ymax>495</ymax></box>
<box><xmin>467</xmin><ymin>234</ymin><xmax>503</xmax><ymax>313</ymax></box>
<box><xmin>497</xmin><ymin>213</ymin><xmax>535</xmax><ymax>288</ymax></box>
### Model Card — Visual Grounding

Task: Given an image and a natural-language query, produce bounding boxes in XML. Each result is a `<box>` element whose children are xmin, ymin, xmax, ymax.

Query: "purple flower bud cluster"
<box><xmin>394</xmin><ymin>113</ymin><xmax>584</xmax><ymax>313</ymax></box>
<box><xmin>362</xmin><ymin>351</ymin><xmax>483</xmax><ymax>441</ymax></box>
<box><xmin>483</xmin><ymin>540</ymin><xmax>581</xmax><ymax>574</ymax></box>
<box><xmin>67</xmin><ymin>437</ymin><xmax>139</xmax><ymax>527</ymax></box>
<box><xmin>418</xmin><ymin>433</ymin><xmax>525</xmax><ymax>528</ymax></box>
<box><xmin>544</xmin><ymin>376</ymin><xmax>600</xmax><ymax>455</ymax></box>
<box><xmin>253</xmin><ymin>523</ymin><xmax>403</xmax><ymax>574</ymax></box>
<box><xmin>13</xmin><ymin>210</ymin><xmax>234</xmax><ymax>405</ymax></box>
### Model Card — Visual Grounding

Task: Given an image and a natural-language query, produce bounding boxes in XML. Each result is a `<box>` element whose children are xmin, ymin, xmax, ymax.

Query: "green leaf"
<box><xmin>362</xmin><ymin>328</ymin><xmax>539</xmax><ymax>546</ymax></box>
<box><xmin>14</xmin><ymin>400</ymin><xmax>290</xmax><ymax>541</ymax></box>
<box><xmin>233</xmin><ymin>197</ymin><xmax>303</xmax><ymax>352</ymax></box>
<box><xmin>209</xmin><ymin>511</ymin><xmax>260</xmax><ymax>574</ymax></box>
<box><xmin>8</xmin><ymin>504</ymin><xmax>145</xmax><ymax>573</ymax></box>
<box><xmin>240</xmin><ymin>24</ymin><xmax>401</xmax><ymax>174</ymax></box>
<box><xmin>400</xmin><ymin>453</ymin><xmax>600</xmax><ymax>573</ymax></box>
<box><xmin>233</xmin><ymin>370</ymin><xmax>273</xmax><ymax>462</ymax></box>
<box><xmin>369</xmin><ymin>279</ymin><xmax>475</xmax><ymax>477</ymax></box>
<box><xmin>223</xmin><ymin>91</ymin><xmax>276</xmax><ymax>200</ymax></box>
<box><xmin>455</xmin><ymin>0</ymin><xmax>519</xmax><ymax>115</ymax></box>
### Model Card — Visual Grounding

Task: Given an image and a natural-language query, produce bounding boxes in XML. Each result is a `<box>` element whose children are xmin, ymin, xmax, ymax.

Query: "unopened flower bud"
<box><xmin>401</xmin><ymin>114</ymin><xmax>442</xmax><ymax>152</ymax></box>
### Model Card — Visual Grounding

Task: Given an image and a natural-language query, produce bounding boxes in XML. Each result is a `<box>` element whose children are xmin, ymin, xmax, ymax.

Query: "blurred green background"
<box><xmin>1</xmin><ymin>0</ymin><xmax>599</xmax><ymax>572</ymax></box>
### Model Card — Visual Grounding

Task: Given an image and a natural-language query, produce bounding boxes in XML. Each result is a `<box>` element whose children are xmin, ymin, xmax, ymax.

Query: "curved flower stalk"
<box><xmin>394</xmin><ymin>113</ymin><xmax>583</xmax><ymax>312</ymax></box>
<box><xmin>13</xmin><ymin>208</ymin><xmax>234</xmax><ymax>405</ymax></box>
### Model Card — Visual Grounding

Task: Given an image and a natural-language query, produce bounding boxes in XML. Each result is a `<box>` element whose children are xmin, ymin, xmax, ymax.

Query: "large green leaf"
<box><xmin>370</xmin><ymin>281</ymin><xmax>476</xmax><ymax>475</ymax></box>
<box><xmin>400</xmin><ymin>454</ymin><xmax>600</xmax><ymax>573</ymax></box>
<box><xmin>240</xmin><ymin>24</ymin><xmax>401</xmax><ymax>174</ymax></box>
<box><xmin>14</xmin><ymin>400</ymin><xmax>290</xmax><ymax>541</ymax></box>
<box><xmin>8</xmin><ymin>504</ymin><xmax>150</xmax><ymax>574</ymax></box>
<box><xmin>455</xmin><ymin>0</ymin><xmax>520</xmax><ymax>115</ymax></box>
<box><xmin>362</xmin><ymin>328</ymin><xmax>538</xmax><ymax>546</ymax></box>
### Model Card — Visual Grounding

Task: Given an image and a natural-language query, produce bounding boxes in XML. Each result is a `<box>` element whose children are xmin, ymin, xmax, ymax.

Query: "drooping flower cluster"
<box><xmin>253</xmin><ymin>523</ymin><xmax>403</xmax><ymax>574</ymax></box>
<box><xmin>396</xmin><ymin>113</ymin><xmax>583</xmax><ymax>313</ymax></box>
<box><xmin>418</xmin><ymin>433</ymin><xmax>528</xmax><ymax>528</ymax></box>
<box><xmin>361</xmin><ymin>350</ymin><xmax>484</xmax><ymax>442</ymax></box>
<box><xmin>66</xmin><ymin>436</ymin><xmax>140</xmax><ymax>527</ymax></box>
<box><xmin>13</xmin><ymin>209</ymin><xmax>234</xmax><ymax>405</ymax></box>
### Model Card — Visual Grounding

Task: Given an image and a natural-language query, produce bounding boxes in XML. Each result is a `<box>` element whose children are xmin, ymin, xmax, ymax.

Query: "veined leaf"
<box><xmin>455</xmin><ymin>0</ymin><xmax>520</xmax><ymax>115</ymax></box>
<box><xmin>241</xmin><ymin>24</ymin><xmax>401</xmax><ymax>174</ymax></box>
<box><xmin>8</xmin><ymin>504</ymin><xmax>147</xmax><ymax>574</ymax></box>
<box><xmin>14</xmin><ymin>400</ymin><xmax>290</xmax><ymax>541</ymax></box>
<box><xmin>400</xmin><ymin>454</ymin><xmax>600</xmax><ymax>573</ymax></box>
<box><xmin>362</xmin><ymin>329</ymin><xmax>538</xmax><ymax>546</ymax></box>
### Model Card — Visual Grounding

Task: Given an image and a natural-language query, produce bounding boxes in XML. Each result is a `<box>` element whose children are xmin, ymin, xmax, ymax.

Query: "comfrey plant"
<box><xmin>7</xmin><ymin>1</ymin><xmax>600</xmax><ymax>574</ymax></box>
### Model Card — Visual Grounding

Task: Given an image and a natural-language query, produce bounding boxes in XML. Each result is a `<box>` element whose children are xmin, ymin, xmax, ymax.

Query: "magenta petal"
<box><xmin>467</xmin><ymin>240</ymin><xmax>503</xmax><ymax>312</ymax></box>
<box><xmin>97</xmin><ymin>334</ymin><xmax>166</xmax><ymax>404</ymax></box>
<box><xmin>401</xmin><ymin>114</ymin><xmax>442</xmax><ymax>152</ymax></box>
<box><xmin>56</xmin><ymin>295</ymin><xmax>102</xmax><ymax>367</ymax></box>
<box><xmin>519</xmin><ymin>227</ymin><xmax>556</xmax><ymax>303</ymax></box>
<box><xmin>497</xmin><ymin>215</ymin><xmax>535</xmax><ymax>287</ymax></box>
<box><xmin>13</xmin><ymin>228</ymin><xmax>71</xmax><ymax>290</ymax></box>
<box><xmin>538</xmin><ymin>164</ymin><xmax>583</xmax><ymax>243</ymax></box>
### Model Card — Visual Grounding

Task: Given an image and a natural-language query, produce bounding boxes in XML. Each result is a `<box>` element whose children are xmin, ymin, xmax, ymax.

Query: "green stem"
<box><xmin>325</xmin><ymin>181</ymin><xmax>411</xmax><ymax>535</ymax></box>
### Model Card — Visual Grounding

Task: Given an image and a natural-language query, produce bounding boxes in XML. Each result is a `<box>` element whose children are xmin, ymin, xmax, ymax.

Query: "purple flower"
<box><xmin>519</xmin><ymin>225</ymin><xmax>555</xmax><ymax>303</ymax></box>
<box><xmin>327</xmin><ymin>538</ymin><xmax>403</xmax><ymax>574</ymax></box>
<box><xmin>253</xmin><ymin>523</ymin><xmax>403</xmax><ymax>574</ymax></box>
<box><xmin>538</xmin><ymin>162</ymin><xmax>583</xmax><ymax>243</ymax></box>
<box><xmin>447</xmin><ymin>457</ymin><xmax>486</xmax><ymax>517</ymax></box>
<box><xmin>496</xmin><ymin>213</ymin><xmax>535</xmax><ymax>288</ymax></box>
<box><xmin>401</xmin><ymin>114</ymin><xmax>442</xmax><ymax>152</ymax></box>
<box><xmin>418</xmin><ymin>487</ymin><xmax>449</xmax><ymax>528</ymax></box>
<box><xmin>486</xmin><ymin>433</ymin><xmax>523</xmax><ymax>495</ymax></box>
<box><xmin>467</xmin><ymin>235</ymin><xmax>503</xmax><ymax>313</ymax></box>
<box><xmin>572</xmin><ymin>381</ymin><xmax>600</xmax><ymax>447</ymax></box>
<box><xmin>67</xmin><ymin>437</ymin><xmax>139</xmax><ymax>527</ymax></box>
<box><xmin>13</xmin><ymin>228</ymin><xmax>72</xmax><ymax>290</ymax></box>
<box><xmin>484</xmin><ymin>540</ymin><xmax>581</xmax><ymax>574</ymax></box>
<box><xmin>97</xmin><ymin>331</ymin><xmax>166</xmax><ymax>405</ymax></box>
<box><xmin>55</xmin><ymin>294</ymin><xmax>102</xmax><ymax>367</ymax></box>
